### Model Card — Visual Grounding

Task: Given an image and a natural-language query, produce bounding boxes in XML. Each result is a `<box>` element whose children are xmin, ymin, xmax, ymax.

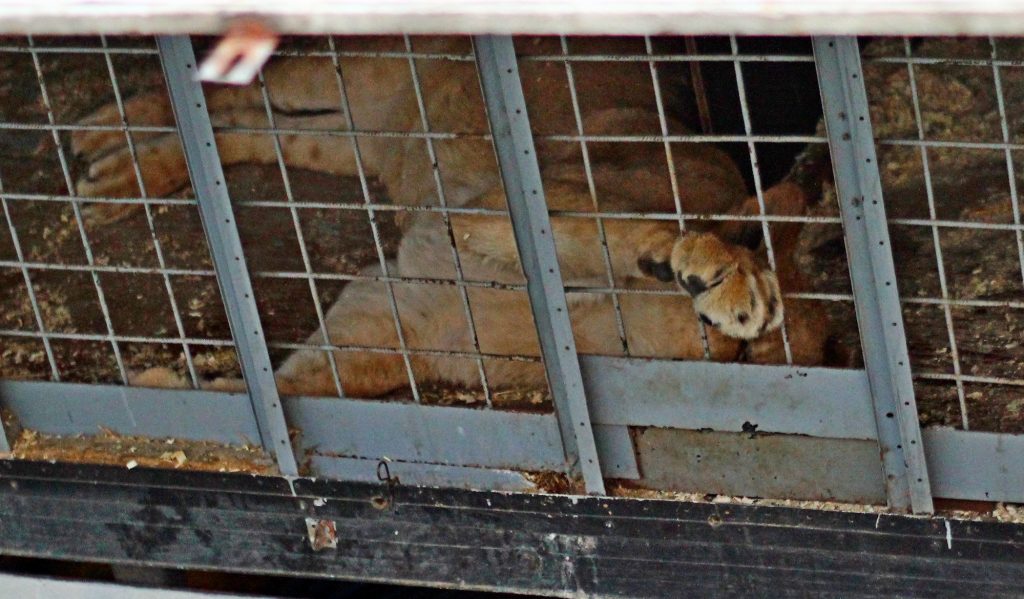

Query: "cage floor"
<box><xmin>800</xmin><ymin>184</ymin><xmax>1024</xmax><ymax>431</ymax></box>
<box><xmin>8</xmin><ymin>427</ymin><xmax>276</xmax><ymax>474</ymax></box>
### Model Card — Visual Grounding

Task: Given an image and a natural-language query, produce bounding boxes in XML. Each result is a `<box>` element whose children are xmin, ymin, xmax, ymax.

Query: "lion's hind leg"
<box><xmin>274</xmin><ymin>277</ymin><xmax>411</xmax><ymax>398</ymax></box>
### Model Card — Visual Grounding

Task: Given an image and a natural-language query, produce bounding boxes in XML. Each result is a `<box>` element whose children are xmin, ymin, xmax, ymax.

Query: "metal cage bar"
<box><xmin>558</xmin><ymin>35</ymin><xmax>631</xmax><ymax>356</ymax></box>
<box><xmin>474</xmin><ymin>35</ymin><xmax>605</xmax><ymax>494</ymax></box>
<box><xmin>729</xmin><ymin>35</ymin><xmax>794</xmax><ymax>364</ymax></box>
<box><xmin>644</xmin><ymin>35</ymin><xmax>714</xmax><ymax>359</ymax></box>
<box><xmin>986</xmin><ymin>37</ymin><xmax>1024</xmax><ymax>291</ymax></box>
<box><xmin>813</xmin><ymin>36</ymin><xmax>933</xmax><ymax>514</ymax></box>
<box><xmin>325</xmin><ymin>35</ymin><xmax>424</xmax><ymax>404</ymax></box>
<box><xmin>0</xmin><ymin>191</ymin><xmax>60</xmax><ymax>386</ymax></box>
<box><xmin>155</xmin><ymin>35</ymin><xmax>298</xmax><ymax>476</ymax></box>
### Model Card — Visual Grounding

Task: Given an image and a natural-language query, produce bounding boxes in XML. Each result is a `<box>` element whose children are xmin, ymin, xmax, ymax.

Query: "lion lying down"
<box><xmin>72</xmin><ymin>37</ymin><xmax>838</xmax><ymax>398</ymax></box>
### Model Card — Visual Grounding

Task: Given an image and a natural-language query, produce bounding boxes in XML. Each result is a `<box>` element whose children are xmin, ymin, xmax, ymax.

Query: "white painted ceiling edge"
<box><xmin>0</xmin><ymin>0</ymin><xmax>1023</xmax><ymax>35</ymax></box>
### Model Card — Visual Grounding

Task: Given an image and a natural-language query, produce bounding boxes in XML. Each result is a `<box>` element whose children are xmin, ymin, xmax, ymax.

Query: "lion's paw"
<box><xmin>73</xmin><ymin>135</ymin><xmax>189</xmax><ymax>228</ymax></box>
<box><xmin>72</xmin><ymin>93</ymin><xmax>184</xmax><ymax>225</ymax></box>
<box><xmin>129</xmin><ymin>366</ymin><xmax>190</xmax><ymax>389</ymax></box>
<box><xmin>639</xmin><ymin>231</ymin><xmax>784</xmax><ymax>340</ymax></box>
<box><xmin>72</xmin><ymin>92</ymin><xmax>173</xmax><ymax>160</ymax></box>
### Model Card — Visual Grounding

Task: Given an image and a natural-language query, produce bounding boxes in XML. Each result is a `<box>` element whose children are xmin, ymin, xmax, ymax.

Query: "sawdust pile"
<box><xmin>9</xmin><ymin>427</ymin><xmax>276</xmax><ymax>475</ymax></box>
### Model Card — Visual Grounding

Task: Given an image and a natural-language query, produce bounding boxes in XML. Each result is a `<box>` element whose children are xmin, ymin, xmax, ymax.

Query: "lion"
<box><xmin>71</xmin><ymin>36</ymin><xmax>836</xmax><ymax>398</ymax></box>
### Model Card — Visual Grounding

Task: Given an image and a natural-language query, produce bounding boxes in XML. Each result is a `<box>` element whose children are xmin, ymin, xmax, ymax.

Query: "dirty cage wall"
<box><xmin>1</xmin><ymin>33</ymin><xmax>1022</xmax><ymax>516</ymax></box>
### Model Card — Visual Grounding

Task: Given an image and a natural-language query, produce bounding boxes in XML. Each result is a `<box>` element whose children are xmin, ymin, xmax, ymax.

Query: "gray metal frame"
<box><xmin>1</xmin><ymin>32</ymin><xmax>1023</xmax><ymax>514</ymax></box>
<box><xmin>5</xmin><ymin>375</ymin><xmax>1020</xmax><ymax>501</ymax></box>
<box><xmin>473</xmin><ymin>35</ymin><xmax>604</xmax><ymax>494</ymax></box>
<box><xmin>156</xmin><ymin>36</ymin><xmax>298</xmax><ymax>476</ymax></box>
<box><xmin>813</xmin><ymin>36</ymin><xmax>933</xmax><ymax>513</ymax></box>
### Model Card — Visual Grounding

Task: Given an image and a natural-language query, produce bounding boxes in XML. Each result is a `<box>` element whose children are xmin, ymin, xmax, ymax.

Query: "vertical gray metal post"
<box><xmin>813</xmin><ymin>36</ymin><xmax>933</xmax><ymax>514</ymax></box>
<box><xmin>0</xmin><ymin>410</ymin><xmax>9</xmax><ymax>453</ymax></box>
<box><xmin>157</xmin><ymin>36</ymin><xmax>298</xmax><ymax>476</ymax></box>
<box><xmin>474</xmin><ymin>35</ymin><xmax>605</xmax><ymax>495</ymax></box>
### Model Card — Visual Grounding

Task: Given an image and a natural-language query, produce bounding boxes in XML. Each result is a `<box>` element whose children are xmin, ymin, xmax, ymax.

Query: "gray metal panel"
<box><xmin>924</xmin><ymin>428</ymin><xmax>1024</xmax><ymax>502</ymax></box>
<box><xmin>0</xmin><ymin>380</ymin><xmax>566</xmax><ymax>473</ymax></box>
<box><xmin>634</xmin><ymin>428</ymin><xmax>887</xmax><ymax>504</ymax></box>
<box><xmin>0</xmin><ymin>380</ymin><xmax>260</xmax><ymax>444</ymax></box>
<box><xmin>0</xmin><ymin>573</ymin><xmax>273</xmax><ymax>599</ymax></box>
<box><xmin>473</xmin><ymin>35</ymin><xmax>605</xmax><ymax>494</ymax></box>
<box><xmin>156</xmin><ymin>36</ymin><xmax>298</xmax><ymax>476</ymax></box>
<box><xmin>309</xmin><ymin>456</ymin><xmax>537</xmax><ymax>492</ymax></box>
<box><xmin>8</xmin><ymin>383</ymin><xmax>1024</xmax><ymax>503</ymax></box>
<box><xmin>813</xmin><ymin>36</ymin><xmax>933</xmax><ymax>514</ymax></box>
<box><xmin>581</xmin><ymin>357</ymin><xmax>876</xmax><ymax>440</ymax></box>
<box><xmin>288</xmin><ymin>397</ymin><xmax>566</xmax><ymax>471</ymax></box>
<box><xmin>593</xmin><ymin>425</ymin><xmax>639</xmax><ymax>480</ymax></box>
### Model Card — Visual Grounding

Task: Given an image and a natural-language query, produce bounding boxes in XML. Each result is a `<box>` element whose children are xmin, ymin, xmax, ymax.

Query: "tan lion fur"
<box><xmin>70</xmin><ymin>37</ymin><xmax>835</xmax><ymax>397</ymax></box>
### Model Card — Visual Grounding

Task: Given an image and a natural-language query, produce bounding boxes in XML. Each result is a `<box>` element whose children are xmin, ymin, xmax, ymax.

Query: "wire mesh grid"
<box><xmin>862</xmin><ymin>36</ymin><xmax>1024</xmax><ymax>433</ymax></box>
<box><xmin>3</xmin><ymin>31</ymin><xmax>991</xmax><ymax>505</ymax></box>
<box><xmin>177</xmin><ymin>35</ymin><xmax>553</xmax><ymax>410</ymax></box>
<box><xmin>515</xmin><ymin>35</ymin><xmax>858</xmax><ymax>369</ymax></box>
<box><xmin>205</xmin><ymin>35</ymin><xmax>864</xmax><ymax>411</ymax></box>
<box><xmin>0</xmin><ymin>34</ymin><xmax>868</xmax><ymax>414</ymax></box>
<box><xmin>0</xmin><ymin>34</ymin><xmax>243</xmax><ymax>390</ymax></box>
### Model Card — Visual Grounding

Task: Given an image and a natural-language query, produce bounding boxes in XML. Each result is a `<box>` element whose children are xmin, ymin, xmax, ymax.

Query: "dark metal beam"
<box><xmin>0</xmin><ymin>461</ymin><xmax>1020</xmax><ymax>598</ymax></box>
